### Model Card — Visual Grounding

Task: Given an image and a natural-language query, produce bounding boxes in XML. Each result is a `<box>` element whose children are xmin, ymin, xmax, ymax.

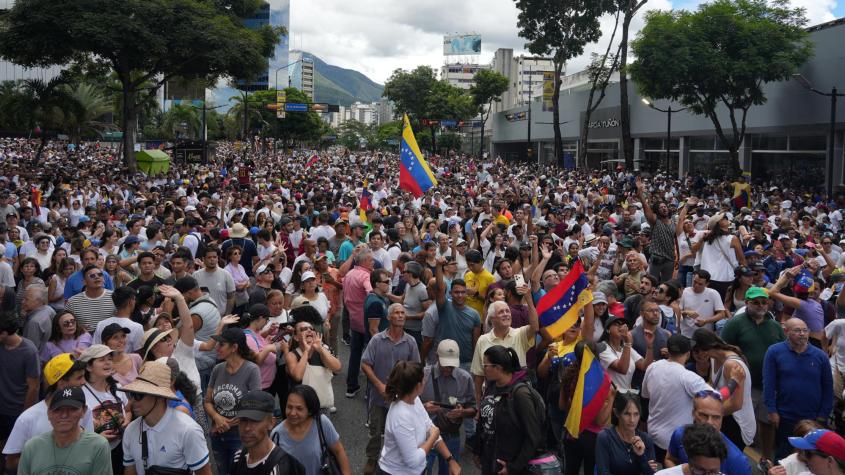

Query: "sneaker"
<box><xmin>341</xmin><ymin>335</ymin><xmax>351</xmax><ymax>346</ymax></box>
<box><xmin>329</xmin><ymin>406</ymin><xmax>337</xmax><ymax>414</ymax></box>
<box><xmin>345</xmin><ymin>387</ymin><xmax>360</xmax><ymax>398</ymax></box>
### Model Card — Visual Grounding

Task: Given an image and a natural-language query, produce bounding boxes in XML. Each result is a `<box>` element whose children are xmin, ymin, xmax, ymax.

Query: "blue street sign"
<box><xmin>441</xmin><ymin>120</ymin><xmax>457</xmax><ymax>127</ymax></box>
<box><xmin>285</xmin><ymin>102</ymin><xmax>308</xmax><ymax>112</ymax></box>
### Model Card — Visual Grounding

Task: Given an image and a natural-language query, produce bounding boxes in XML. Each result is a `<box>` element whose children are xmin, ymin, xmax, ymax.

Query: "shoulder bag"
<box><xmin>315</xmin><ymin>415</ymin><xmax>342</xmax><ymax>475</ymax></box>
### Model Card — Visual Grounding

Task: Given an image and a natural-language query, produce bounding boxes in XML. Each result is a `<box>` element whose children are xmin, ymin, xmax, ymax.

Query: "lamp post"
<box><xmin>274</xmin><ymin>58</ymin><xmax>304</xmax><ymax>91</ymax></box>
<box><xmin>187</xmin><ymin>95</ymin><xmax>226</xmax><ymax>163</ymax></box>
<box><xmin>642</xmin><ymin>98</ymin><xmax>688</xmax><ymax>174</ymax></box>
<box><xmin>792</xmin><ymin>74</ymin><xmax>845</xmax><ymax>198</ymax></box>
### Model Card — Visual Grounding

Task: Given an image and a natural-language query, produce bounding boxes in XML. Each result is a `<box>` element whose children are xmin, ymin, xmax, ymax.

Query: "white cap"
<box><xmin>437</xmin><ymin>339</ymin><xmax>460</xmax><ymax>368</ymax></box>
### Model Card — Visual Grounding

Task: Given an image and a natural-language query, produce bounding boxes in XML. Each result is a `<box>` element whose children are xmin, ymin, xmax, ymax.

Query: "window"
<box><xmin>789</xmin><ymin>135</ymin><xmax>826</xmax><ymax>151</ymax></box>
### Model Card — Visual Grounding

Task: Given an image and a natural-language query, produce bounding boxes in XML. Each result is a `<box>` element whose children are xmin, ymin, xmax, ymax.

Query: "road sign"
<box><xmin>275</xmin><ymin>91</ymin><xmax>286</xmax><ymax>118</ymax></box>
<box><xmin>285</xmin><ymin>103</ymin><xmax>308</xmax><ymax>112</ymax></box>
<box><xmin>310</xmin><ymin>103</ymin><xmax>328</xmax><ymax>112</ymax></box>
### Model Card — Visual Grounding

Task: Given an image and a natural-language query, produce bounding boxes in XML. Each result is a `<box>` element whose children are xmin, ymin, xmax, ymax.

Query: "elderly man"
<box><xmin>360</xmin><ymin>303</ymin><xmax>420</xmax><ymax>475</ymax></box>
<box><xmin>470</xmin><ymin>282</ymin><xmax>538</xmax><ymax>414</ymax></box>
<box><xmin>763</xmin><ymin>317</ymin><xmax>833</xmax><ymax>459</ymax></box>
<box><xmin>20</xmin><ymin>284</ymin><xmax>54</xmax><ymax>351</ymax></box>
<box><xmin>343</xmin><ymin>248</ymin><xmax>374</xmax><ymax>399</ymax></box>
<box><xmin>420</xmin><ymin>339</ymin><xmax>475</xmax><ymax>475</ymax></box>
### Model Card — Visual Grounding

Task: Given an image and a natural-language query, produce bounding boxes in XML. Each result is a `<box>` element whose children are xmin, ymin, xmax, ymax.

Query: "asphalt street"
<box><xmin>327</xmin><ymin>341</ymin><xmax>481</xmax><ymax>475</ymax></box>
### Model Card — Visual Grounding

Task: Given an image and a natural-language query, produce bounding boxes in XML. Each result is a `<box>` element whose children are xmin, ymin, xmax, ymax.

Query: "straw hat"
<box><xmin>228</xmin><ymin>222</ymin><xmax>249</xmax><ymax>238</ymax></box>
<box><xmin>140</xmin><ymin>327</ymin><xmax>178</xmax><ymax>361</ymax></box>
<box><xmin>118</xmin><ymin>362</ymin><xmax>179</xmax><ymax>400</ymax></box>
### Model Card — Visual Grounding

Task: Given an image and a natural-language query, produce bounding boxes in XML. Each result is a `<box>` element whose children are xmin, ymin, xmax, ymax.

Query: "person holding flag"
<box><xmin>399</xmin><ymin>114</ymin><xmax>438</xmax><ymax>198</ymax></box>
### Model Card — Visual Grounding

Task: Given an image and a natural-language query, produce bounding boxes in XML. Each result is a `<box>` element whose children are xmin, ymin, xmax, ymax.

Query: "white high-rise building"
<box><xmin>0</xmin><ymin>0</ymin><xmax>63</xmax><ymax>82</ymax></box>
<box><xmin>440</xmin><ymin>63</ymin><xmax>489</xmax><ymax>90</ymax></box>
<box><xmin>288</xmin><ymin>51</ymin><xmax>315</xmax><ymax>100</ymax></box>
<box><xmin>490</xmin><ymin>49</ymin><xmax>556</xmax><ymax>114</ymax></box>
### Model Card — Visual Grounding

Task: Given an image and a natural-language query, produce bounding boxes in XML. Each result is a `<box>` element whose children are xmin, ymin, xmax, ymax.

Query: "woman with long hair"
<box><xmin>224</xmin><ymin>244</ymin><xmax>251</xmax><ymax>314</ymax></box>
<box><xmin>724</xmin><ymin>266</ymin><xmax>755</xmax><ymax>318</ymax></box>
<box><xmin>595</xmin><ymin>392</ymin><xmax>659</xmax><ymax>475</ymax></box>
<box><xmin>79</xmin><ymin>344</ymin><xmax>131</xmax><ymax>475</ymax></box>
<box><xmin>691</xmin><ymin>328</ymin><xmax>753</xmax><ymax>451</ymax></box>
<box><xmin>47</xmin><ymin>257</ymin><xmax>75</xmax><ymax>312</ymax></box>
<box><xmin>204</xmin><ymin>326</ymin><xmax>262</xmax><ymax>475</ymax></box>
<box><xmin>691</xmin><ymin>213</ymin><xmax>746</xmax><ymax>298</ymax></box>
<box><xmin>285</xmin><ymin>260</ymin><xmax>313</xmax><ymax>308</ymax></box>
<box><xmin>560</xmin><ymin>340</ymin><xmax>615</xmax><ymax>475</ymax></box>
<box><xmin>378</xmin><ymin>361</ymin><xmax>460</xmax><ymax>475</ymax></box>
<box><xmin>477</xmin><ymin>345</ymin><xmax>550</xmax><ymax>475</ymax></box>
<box><xmin>104</xmin><ymin>254</ymin><xmax>133</xmax><ymax>288</ymax></box>
<box><xmin>285</xmin><ymin>318</ymin><xmax>341</xmax><ymax>411</ymax></box>
<box><xmin>39</xmin><ymin>310</ymin><xmax>93</xmax><ymax>364</ymax></box>
<box><xmin>270</xmin><ymin>385</ymin><xmax>352</xmax><ymax>475</ymax></box>
<box><xmin>263</xmin><ymin>289</ymin><xmax>293</xmax><ymax>413</ymax></box>
<box><xmin>241</xmin><ymin>305</ymin><xmax>283</xmax><ymax>391</ymax></box>
<box><xmin>102</xmin><ymin>323</ymin><xmax>143</xmax><ymax>385</ymax></box>
<box><xmin>43</xmin><ymin>246</ymin><xmax>69</xmax><ymax>281</ymax></box>
<box><xmin>599</xmin><ymin>316</ymin><xmax>654</xmax><ymax>390</ymax></box>
<box><xmin>155</xmin><ymin>357</ymin><xmax>199</xmax><ymax>417</ymax></box>
<box><xmin>292</xmin><ymin>271</ymin><xmax>331</xmax><ymax>324</ymax></box>
<box><xmin>100</xmin><ymin>228</ymin><xmax>121</xmax><ymax>257</ymax></box>
<box><xmin>15</xmin><ymin>257</ymin><xmax>43</xmax><ymax>310</ymax></box>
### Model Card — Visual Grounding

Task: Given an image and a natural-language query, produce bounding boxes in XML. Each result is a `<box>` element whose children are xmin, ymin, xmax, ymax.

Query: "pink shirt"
<box><xmin>244</xmin><ymin>329</ymin><xmax>276</xmax><ymax>389</ymax></box>
<box><xmin>342</xmin><ymin>266</ymin><xmax>372</xmax><ymax>333</ymax></box>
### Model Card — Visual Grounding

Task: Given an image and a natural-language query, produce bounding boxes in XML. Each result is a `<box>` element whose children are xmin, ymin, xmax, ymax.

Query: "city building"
<box><xmin>288</xmin><ymin>51</ymin><xmax>315</xmax><ymax>100</ymax></box>
<box><xmin>490</xmin><ymin>49</ymin><xmax>556</xmax><ymax>114</ymax></box>
<box><xmin>490</xmin><ymin>18</ymin><xmax>845</xmax><ymax>189</ymax></box>
<box><xmin>0</xmin><ymin>0</ymin><xmax>62</xmax><ymax>82</ymax></box>
<box><xmin>440</xmin><ymin>63</ymin><xmax>489</xmax><ymax>90</ymax></box>
<box><xmin>375</xmin><ymin>100</ymin><xmax>395</xmax><ymax>125</ymax></box>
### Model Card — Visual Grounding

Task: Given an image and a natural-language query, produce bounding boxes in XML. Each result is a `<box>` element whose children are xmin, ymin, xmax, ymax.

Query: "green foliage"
<box><xmin>0</xmin><ymin>0</ymin><xmax>284</xmax><ymax>170</ymax></box>
<box><xmin>514</xmin><ymin>0</ymin><xmax>615</xmax><ymax>62</ymax></box>
<box><xmin>470</xmin><ymin>70</ymin><xmax>509</xmax><ymax>111</ymax></box>
<box><xmin>383</xmin><ymin>66</ymin><xmax>438</xmax><ymax>124</ymax></box>
<box><xmin>629</xmin><ymin>0</ymin><xmax>813</xmax><ymax>172</ymax></box>
<box><xmin>437</xmin><ymin>132</ymin><xmax>462</xmax><ymax>155</ymax></box>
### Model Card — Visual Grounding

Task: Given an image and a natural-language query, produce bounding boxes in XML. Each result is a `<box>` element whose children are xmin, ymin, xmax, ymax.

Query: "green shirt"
<box><xmin>721</xmin><ymin>310</ymin><xmax>785</xmax><ymax>389</ymax></box>
<box><xmin>19</xmin><ymin>429</ymin><xmax>111</xmax><ymax>475</ymax></box>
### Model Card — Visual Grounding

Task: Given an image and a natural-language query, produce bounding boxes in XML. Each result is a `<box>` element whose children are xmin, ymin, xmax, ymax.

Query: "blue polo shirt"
<box><xmin>763</xmin><ymin>341</ymin><xmax>833</xmax><ymax>421</ymax></box>
<box><xmin>668</xmin><ymin>426</ymin><xmax>751</xmax><ymax>475</ymax></box>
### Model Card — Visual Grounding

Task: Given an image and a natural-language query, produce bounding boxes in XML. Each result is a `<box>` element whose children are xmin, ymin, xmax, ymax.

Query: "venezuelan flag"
<box><xmin>564</xmin><ymin>345</ymin><xmax>612</xmax><ymax>438</ymax></box>
<box><xmin>359</xmin><ymin>181</ymin><xmax>372</xmax><ymax>223</ymax></box>
<box><xmin>399</xmin><ymin>114</ymin><xmax>437</xmax><ymax>197</ymax></box>
<box><xmin>305</xmin><ymin>154</ymin><xmax>319</xmax><ymax>169</ymax></box>
<box><xmin>537</xmin><ymin>260</ymin><xmax>593</xmax><ymax>339</ymax></box>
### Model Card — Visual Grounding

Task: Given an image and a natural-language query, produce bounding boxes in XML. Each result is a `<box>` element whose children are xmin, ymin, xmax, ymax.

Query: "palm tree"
<box><xmin>18</xmin><ymin>77</ymin><xmax>74</xmax><ymax>162</ymax></box>
<box><xmin>61</xmin><ymin>83</ymin><xmax>113</xmax><ymax>143</ymax></box>
<box><xmin>161</xmin><ymin>104</ymin><xmax>201</xmax><ymax>140</ymax></box>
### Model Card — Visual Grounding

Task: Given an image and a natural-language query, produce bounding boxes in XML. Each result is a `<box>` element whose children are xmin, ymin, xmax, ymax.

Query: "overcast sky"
<box><xmin>289</xmin><ymin>0</ymin><xmax>842</xmax><ymax>85</ymax></box>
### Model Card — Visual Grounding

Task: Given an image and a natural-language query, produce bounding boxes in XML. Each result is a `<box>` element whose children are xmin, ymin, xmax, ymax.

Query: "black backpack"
<box><xmin>505</xmin><ymin>381</ymin><xmax>547</xmax><ymax>436</ymax></box>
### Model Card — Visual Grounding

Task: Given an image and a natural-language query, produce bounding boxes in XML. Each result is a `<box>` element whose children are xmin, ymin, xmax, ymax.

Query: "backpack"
<box><xmin>505</xmin><ymin>381</ymin><xmax>547</xmax><ymax>438</ymax></box>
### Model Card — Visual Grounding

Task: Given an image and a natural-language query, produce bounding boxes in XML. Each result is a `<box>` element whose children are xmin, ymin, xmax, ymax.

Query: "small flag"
<box><xmin>564</xmin><ymin>345</ymin><xmax>612</xmax><ymax>438</ymax></box>
<box><xmin>305</xmin><ymin>154</ymin><xmax>319</xmax><ymax>169</ymax></box>
<box><xmin>536</xmin><ymin>260</ymin><xmax>593</xmax><ymax>339</ymax></box>
<box><xmin>399</xmin><ymin>114</ymin><xmax>437</xmax><ymax>197</ymax></box>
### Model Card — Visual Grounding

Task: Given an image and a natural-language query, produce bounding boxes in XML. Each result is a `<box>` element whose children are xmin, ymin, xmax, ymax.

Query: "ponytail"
<box><xmin>384</xmin><ymin>361</ymin><xmax>423</xmax><ymax>403</ymax></box>
<box><xmin>483</xmin><ymin>345</ymin><xmax>521</xmax><ymax>373</ymax></box>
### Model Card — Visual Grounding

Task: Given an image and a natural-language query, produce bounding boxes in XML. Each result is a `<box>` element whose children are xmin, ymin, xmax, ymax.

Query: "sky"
<box><xmin>289</xmin><ymin>0</ymin><xmax>842</xmax><ymax>85</ymax></box>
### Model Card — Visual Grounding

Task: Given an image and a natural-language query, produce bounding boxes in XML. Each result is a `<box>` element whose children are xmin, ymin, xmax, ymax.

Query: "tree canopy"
<box><xmin>470</xmin><ymin>70</ymin><xmax>509</xmax><ymax>157</ymax></box>
<box><xmin>0</xmin><ymin>0</ymin><xmax>284</xmax><ymax>170</ymax></box>
<box><xmin>629</xmin><ymin>0</ymin><xmax>813</xmax><ymax>175</ymax></box>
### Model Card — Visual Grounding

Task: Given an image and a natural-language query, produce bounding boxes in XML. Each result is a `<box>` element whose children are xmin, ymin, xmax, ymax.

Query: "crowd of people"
<box><xmin>2</xmin><ymin>135</ymin><xmax>845</xmax><ymax>475</ymax></box>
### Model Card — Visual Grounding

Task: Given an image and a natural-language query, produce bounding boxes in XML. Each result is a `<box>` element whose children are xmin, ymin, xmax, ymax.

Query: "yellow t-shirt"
<box><xmin>465</xmin><ymin>269</ymin><xmax>495</xmax><ymax>320</ymax></box>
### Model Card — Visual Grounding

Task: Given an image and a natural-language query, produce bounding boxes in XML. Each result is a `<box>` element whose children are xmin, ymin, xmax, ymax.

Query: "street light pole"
<box><xmin>274</xmin><ymin>59</ymin><xmax>304</xmax><ymax>91</ymax></box>
<box><xmin>642</xmin><ymin>98</ymin><xmax>688</xmax><ymax>175</ymax></box>
<box><xmin>526</xmin><ymin>66</ymin><xmax>533</xmax><ymax>164</ymax></box>
<box><xmin>793</xmin><ymin>74</ymin><xmax>844</xmax><ymax>198</ymax></box>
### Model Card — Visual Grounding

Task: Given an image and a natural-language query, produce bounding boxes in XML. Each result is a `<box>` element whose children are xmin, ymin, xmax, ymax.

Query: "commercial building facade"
<box><xmin>490</xmin><ymin>18</ymin><xmax>845</xmax><ymax>189</ymax></box>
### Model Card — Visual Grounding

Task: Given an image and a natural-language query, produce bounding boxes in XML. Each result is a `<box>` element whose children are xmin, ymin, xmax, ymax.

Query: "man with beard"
<box><xmin>636</xmin><ymin>178</ymin><xmax>678</xmax><ymax>284</ymax></box>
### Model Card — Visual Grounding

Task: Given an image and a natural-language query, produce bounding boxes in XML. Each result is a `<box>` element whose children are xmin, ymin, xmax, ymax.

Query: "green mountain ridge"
<box><xmin>295</xmin><ymin>51</ymin><xmax>384</xmax><ymax>107</ymax></box>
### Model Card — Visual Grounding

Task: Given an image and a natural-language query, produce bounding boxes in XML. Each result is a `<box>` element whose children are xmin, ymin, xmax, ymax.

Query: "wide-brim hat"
<box><xmin>228</xmin><ymin>222</ymin><xmax>249</xmax><ymax>238</ymax></box>
<box><xmin>707</xmin><ymin>212</ymin><xmax>726</xmax><ymax>231</ymax></box>
<box><xmin>140</xmin><ymin>327</ymin><xmax>178</xmax><ymax>361</ymax></box>
<box><xmin>118</xmin><ymin>361</ymin><xmax>179</xmax><ymax>400</ymax></box>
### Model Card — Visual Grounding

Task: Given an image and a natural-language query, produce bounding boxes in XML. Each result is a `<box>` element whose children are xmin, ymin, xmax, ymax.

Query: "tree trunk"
<box><xmin>479</xmin><ymin>119</ymin><xmax>485</xmax><ymax>159</ymax></box>
<box><xmin>579</xmin><ymin>111</ymin><xmax>591</xmax><ymax>170</ymax></box>
<box><xmin>429</xmin><ymin>125</ymin><xmax>437</xmax><ymax>155</ymax></box>
<box><xmin>620</xmin><ymin>12</ymin><xmax>634</xmax><ymax>171</ymax></box>
<box><xmin>552</xmin><ymin>60</ymin><xmax>564</xmax><ymax>167</ymax></box>
<box><xmin>121</xmin><ymin>82</ymin><xmax>138</xmax><ymax>172</ymax></box>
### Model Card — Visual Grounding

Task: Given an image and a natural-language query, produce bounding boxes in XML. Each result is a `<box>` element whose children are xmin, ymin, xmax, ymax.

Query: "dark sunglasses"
<box><xmin>129</xmin><ymin>392</ymin><xmax>147</xmax><ymax>401</ymax></box>
<box><xmin>86</xmin><ymin>272</ymin><xmax>103</xmax><ymax>279</ymax></box>
<box><xmin>61</xmin><ymin>319</ymin><xmax>76</xmax><ymax>326</ymax></box>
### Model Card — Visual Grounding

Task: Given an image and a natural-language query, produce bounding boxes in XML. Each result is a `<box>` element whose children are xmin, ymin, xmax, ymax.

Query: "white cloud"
<box><xmin>290</xmin><ymin>0</ymin><xmax>837</xmax><ymax>85</ymax></box>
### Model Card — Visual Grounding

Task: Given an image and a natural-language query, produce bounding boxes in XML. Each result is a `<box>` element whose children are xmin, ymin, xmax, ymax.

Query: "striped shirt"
<box><xmin>65</xmin><ymin>289</ymin><xmax>116</xmax><ymax>333</ymax></box>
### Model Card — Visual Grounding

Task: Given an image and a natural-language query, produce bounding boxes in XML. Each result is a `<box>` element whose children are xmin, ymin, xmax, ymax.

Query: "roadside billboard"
<box><xmin>443</xmin><ymin>35</ymin><xmax>482</xmax><ymax>55</ymax></box>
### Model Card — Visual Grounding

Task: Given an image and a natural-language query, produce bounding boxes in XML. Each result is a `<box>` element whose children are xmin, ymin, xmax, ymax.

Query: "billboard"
<box><xmin>443</xmin><ymin>35</ymin><xmax>482</xmax><ymax>55</ymax></box>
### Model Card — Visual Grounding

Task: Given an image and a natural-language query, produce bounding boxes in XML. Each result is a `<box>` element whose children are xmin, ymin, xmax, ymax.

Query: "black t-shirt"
<box><xmin>230</xmin><ymin>446</ymin><xmax>305</xmax><ymax>475</ymax></box>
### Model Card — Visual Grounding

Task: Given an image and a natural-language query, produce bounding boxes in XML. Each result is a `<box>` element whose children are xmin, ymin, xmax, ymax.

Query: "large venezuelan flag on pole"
<box><xmin>564</xmin><ymin>345</ymin><xmax>612</xmax><ymax>438</ymax></box>
<box><xmin>536</xmin><ymin>260</ymin><xmax>593</xmax><ymax>339</ymax></box>
<box><xmin>399</xmin><ymin>114</ymin><xmax>437</xmax><ymax>197</ymax></box>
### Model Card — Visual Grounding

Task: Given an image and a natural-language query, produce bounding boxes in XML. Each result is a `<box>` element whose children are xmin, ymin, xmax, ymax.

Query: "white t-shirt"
<box><xmin>679</xmin><ymin>287</ymin><xmax>725</xmax><ymax>337</ymax></box>
<box><xmin>378</xmin><ymin>397</ymin><xmax>434</xmax><ymax>475</ymax></box>
<box><xmin>599</xmin><ymin>345</ymin><xmax>643</xmax><ymax>390</ymax></box>
<box><xmin>172</xmin><ymin>339</ymin><xmax>202</xmax><ymax>396</ymax></box>
<box><xmin>655</xmin><ymin>465</ymin><xmax>685</xmax><ymax>475</ymax></box>
<box><xmin>642</xmin><ymin>359</ymin><xmax>713</xmax><ymax>450</ymax></box>
<box><xmin>826</xmin><ymin>319</ymin><xmax>845</xmax><ymax>373</ymax></box>
<box><xmin>92</xmin><ymin>317</ymin><xmax>145</xmax><ymax>353</ymax></box>
<box><xmin>2</xmin><ymin>400</ymin><xmax>94</xmax><ymax>455</ymax></box>
<box><xmin>82</xmin><ymin>383</ymin><xmax>129</xmax><ymax>450</ymax></box>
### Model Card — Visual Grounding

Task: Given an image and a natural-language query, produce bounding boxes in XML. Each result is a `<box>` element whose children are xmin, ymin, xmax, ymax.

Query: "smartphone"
<box><xmin>514</xmin><ymin>273</ymin><xmax>526</xmax><ymax>288</ymax></box>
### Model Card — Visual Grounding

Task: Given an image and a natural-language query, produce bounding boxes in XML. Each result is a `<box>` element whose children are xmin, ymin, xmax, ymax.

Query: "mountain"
<box><xmin>296</xmin><ymin>51</ymin><xmax>384</xmax><ymax>107</ymax></box>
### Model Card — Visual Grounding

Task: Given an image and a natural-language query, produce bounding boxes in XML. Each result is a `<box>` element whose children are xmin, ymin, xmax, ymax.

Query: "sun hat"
<box><xmin>437</xmin><ymin>339</ymin><xmax>460</xmax><ymax>368</ymax></box>
<box><xmin>44</xmin><ymin>353</ymin><xmax>76</xmax><ymax>386</ymax></box>
<box><xmin>140</xmin><ymin>327</ymin><xmax>178</xmax><ymax>361</ymax></box>
<box><xmin>228</xmin><ymin>222</ymin><xmax>249</xmax><ymax>238</ymax></box>
<box><xmin>707</xmin><ymin>212</ymin><xmax>726</xmax><ymax>231</ymax></box>
<box><xmin>118</xmin><ymin>362</ymin><xmax>179</xmax><ymax>400</ymax></box>
<box><xmin>78</xmin><ymin>344</ymin><xmax>116</xmax><ymax>363</ymax></box>
<box><xmin>745</xmin><ymin>286</ymin><xmax>769</xmax><ymax>300</ymax></box>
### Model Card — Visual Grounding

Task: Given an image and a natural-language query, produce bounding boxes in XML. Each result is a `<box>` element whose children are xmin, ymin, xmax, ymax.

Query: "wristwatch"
<box><xmin>445</xmin><ymin>455</ymin><xmax>455</xmax><ymax>463</ymax></box>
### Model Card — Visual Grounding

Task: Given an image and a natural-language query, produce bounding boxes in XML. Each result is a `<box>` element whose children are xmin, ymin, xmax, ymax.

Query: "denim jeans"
<box><xmin>346</xmin><ymin>330</ymin><xmax>370</xmax><ymax>392</ymax></box>
<box><xmin>425</xmin><ymin>434</ymin><xmax>461</xmax><ymax>475</ymax></box>
<box><xmin>211</xmin><ymin>428</ymin><xmax>242</xmax><ymax>475</ymax></box>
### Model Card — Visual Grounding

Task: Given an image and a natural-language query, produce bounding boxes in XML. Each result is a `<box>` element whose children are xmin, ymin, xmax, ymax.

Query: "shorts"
<box><xmin>752</xmin><ymin>387</ymin><xmax>772</xmax><ymax>424</ymax></box>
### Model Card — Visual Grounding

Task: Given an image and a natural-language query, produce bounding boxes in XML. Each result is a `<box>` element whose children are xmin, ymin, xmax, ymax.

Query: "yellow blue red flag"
<box><xmin>536</xmin><ymin>260</ymin><xmax>593</xmax><ymax>339</ymax></box>
<box><xmin>564</xmin><ymin>345</ymin><xmax>612</xmax><ymax>438</ymax></box>
<box><xmin>399</xmin><ymin>114</ymin><xmax>437</xmax><ymax>197</ymax></box>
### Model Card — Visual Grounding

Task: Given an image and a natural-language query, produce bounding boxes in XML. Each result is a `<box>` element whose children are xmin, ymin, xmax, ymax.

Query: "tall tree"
<box><xmin>617</xmin><ymin>0</ymin><xmax>649</xmax><ymax>170</ymax></box>
<box><xmin>0</xmin><ymin>0</ymin><xmax>283</xmax><ymax>171</ymax></box>
<box><xmin>470</xmin><ymin>70</ymin><xmax>509</xmax><ymax>158</ymax></box>
<box><xmin>629</xmin><ymin>0</ymin><xmax>812</xmax><ymax>176</ymax></box>
<box><xmin>383</xmin><ymin>66</ymin><xmax>439</xmax><ymax>125</ymax></box>
<box><xmin>514</xmin><ymin>0</ymin><xmax>615</xmax><ymax>165</ymax></box>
